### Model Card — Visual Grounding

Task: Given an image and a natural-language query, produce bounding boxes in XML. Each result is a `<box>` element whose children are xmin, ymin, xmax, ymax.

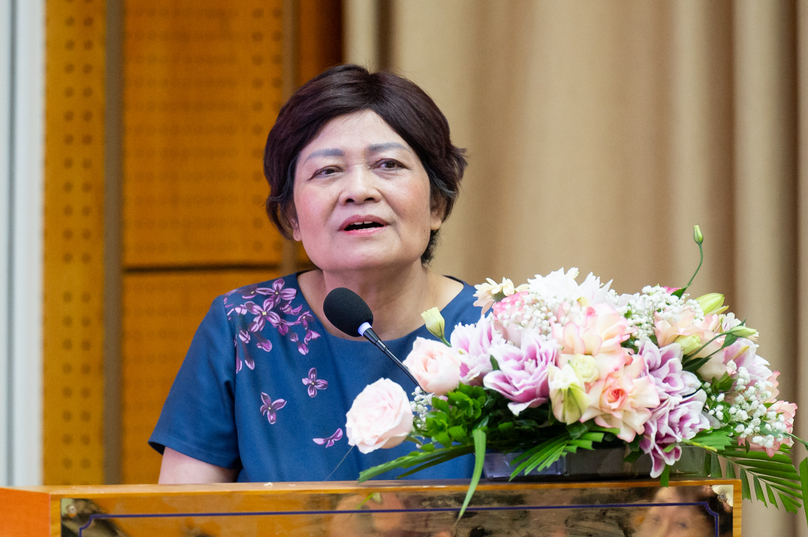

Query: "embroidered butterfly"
<box><xmin>313</xmin><ymin>428</ymin><xmax>343</xmax><ymax>448</ymax></box>
<box><xmin>259</xmin><ymin>392</ymin><xmax>287</xmax><ymax>424</ymax></box>
<box><xmin>302</xmin><ymin>367</ymin><xmax>328</xmax><ymax>398</ymax></box>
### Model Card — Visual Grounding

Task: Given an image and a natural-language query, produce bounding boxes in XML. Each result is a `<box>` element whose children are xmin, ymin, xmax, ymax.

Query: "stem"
<box><xmin>678</xmin><ymin>239</ymin><xmax>704</xmax><ymax>296</ymax></box>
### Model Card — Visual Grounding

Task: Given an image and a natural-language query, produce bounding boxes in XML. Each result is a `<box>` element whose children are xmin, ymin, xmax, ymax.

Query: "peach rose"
<box><xmin>402</xmin><ymin>337</ymin><xmax>461</xmax><ymax>395</ymax></box>
<box><xmin>346</xmin><ymin>378</ymin><xmax>414</xmax><ymax>454</ymax></box>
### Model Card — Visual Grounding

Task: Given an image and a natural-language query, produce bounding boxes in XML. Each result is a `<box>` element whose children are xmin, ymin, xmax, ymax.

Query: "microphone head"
<box><xmin>323</xmin><ymin>287</ymin><xmax>374</xmax><ymax>336</ymax></box>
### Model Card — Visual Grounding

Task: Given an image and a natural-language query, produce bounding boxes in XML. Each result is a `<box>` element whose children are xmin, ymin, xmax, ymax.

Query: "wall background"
<box><xmin>344</xmin><ymin>1</ymin><xmax>808</xmax><ymax>535</ymax></box>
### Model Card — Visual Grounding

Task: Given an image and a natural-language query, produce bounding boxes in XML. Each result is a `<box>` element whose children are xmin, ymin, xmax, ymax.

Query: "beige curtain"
<box><xmin>346</xmin><ymin>0</ymin><xmax>807</xmax><ymax>535</ymax></box>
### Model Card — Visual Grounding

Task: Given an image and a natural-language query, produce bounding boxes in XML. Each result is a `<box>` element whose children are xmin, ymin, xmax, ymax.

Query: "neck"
<box><xmin>300</xmin><ymin>264</ymin><xmax>445</xmax><ymax>341</ymax></box>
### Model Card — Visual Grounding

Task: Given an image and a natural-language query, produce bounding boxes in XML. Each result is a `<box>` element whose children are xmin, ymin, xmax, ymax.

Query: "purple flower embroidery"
<box><xmin>302</xmin><ymin>367</ymin><xmax>328</xmax><ymax>397</ymax></box>
<box><xmin>256</xmin><ymin>279</ymin><xmax>297</xmax><ymax>308</ymax></box>
<box><xmin>254</xmin><ymin>333</ymin><xmax>272</xmax><ymax>352</ymax></box>
<box><xmin>260</xmin><ymin>392</ymin><xmax>287</xmax><ymax>424</ymax></box>
<box><xmin>245</xmin><ymin>300</ymin><xmax>283</xmax><ymax>333</ymax></box>
<box><xmin>313</xmin><ymin>428</ymin><xmax>343</xmax><ymax>448</ymax></box>
<box><xmin>227</xmin><ymin>278</ymin><xmax>323</xmax><ymax>360</ymax></box>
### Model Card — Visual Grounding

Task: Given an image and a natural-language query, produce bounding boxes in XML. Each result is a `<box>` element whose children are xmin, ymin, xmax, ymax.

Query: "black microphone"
<box><xmin>323</xmin><ymin>287</ymin><xmax>422</xmax><ymax>389</ymax></box>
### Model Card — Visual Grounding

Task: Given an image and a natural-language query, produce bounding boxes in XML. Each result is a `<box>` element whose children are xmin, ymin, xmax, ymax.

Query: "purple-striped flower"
<box><xmin>313</xmin><ymin>428</ymin><xmax>343</xmax><ymax>448</ymax></box>
<box><xmin>260</xmin><ymin>392</ymin><xmax>287</xmax><ymax>424</ymax></box>
<box><xmin>303</xmin><ymin>367</ymin><xmax>328</xmax><ymax>397</ymax></box>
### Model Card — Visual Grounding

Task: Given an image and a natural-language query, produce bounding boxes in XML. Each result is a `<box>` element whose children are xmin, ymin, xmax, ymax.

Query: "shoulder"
<box><xmin>441</xmin><ymin>276</ymin><xmax>481</xmax><ymax>325</ymax></box>
<box><xmin>220</xmin><ymin>274</ymin><xmax>305</xmax><ymax>315</ymax></box>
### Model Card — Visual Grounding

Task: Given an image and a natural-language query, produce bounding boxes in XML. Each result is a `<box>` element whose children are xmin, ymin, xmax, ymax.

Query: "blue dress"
<box><xmin>149</xmin><ymin>274</ymin><xmax>482</xmax><ymax>482</ymax></box>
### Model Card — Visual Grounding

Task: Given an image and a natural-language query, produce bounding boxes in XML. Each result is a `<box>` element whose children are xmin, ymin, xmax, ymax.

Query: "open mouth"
<box><xmin>343</xmin><ymin>221</ymin><xmax>385</xmax><ymax>231</ymax></box>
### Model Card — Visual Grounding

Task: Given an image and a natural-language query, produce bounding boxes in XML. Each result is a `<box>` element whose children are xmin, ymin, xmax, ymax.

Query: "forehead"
<box><xmin>299</xmin><ymin>110</ymin><xmax>411</xmax><ymax>158</ymax></box>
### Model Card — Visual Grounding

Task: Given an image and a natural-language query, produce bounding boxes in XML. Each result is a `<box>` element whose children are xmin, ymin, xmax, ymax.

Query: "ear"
<box><xmin>430</xmin><ymin>206</ymin><xmax>443</xmax><ymax>232</ymax></box>
<box><xmin>286</xmin><ymin>205</ymin><xmax>302</xmax><ymax>241</ymax></box>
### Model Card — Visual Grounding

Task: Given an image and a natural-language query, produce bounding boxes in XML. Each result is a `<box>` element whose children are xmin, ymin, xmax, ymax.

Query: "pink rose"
<box><xmin>345</xmin><ymin>378</ymin><xmax>414</xmax><ymax>454</ymax></box>
<box><xmin>403</xmin><ymin>337</ymin><xmax>461</xmax><ymax>395</ymax></box>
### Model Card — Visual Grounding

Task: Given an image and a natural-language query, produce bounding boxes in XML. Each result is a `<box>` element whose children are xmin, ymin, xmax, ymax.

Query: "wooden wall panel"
<box><xmin>120</xmin><ymin>0</ymin><xmax>287</xmax><ymax>484</ymax></box>
<box><xmin>122</xmin><ymin>2</ymin><xmax>286</xmax><ymax>267</ymax></box>
<box><xmin>43</xmin><ymin>0</ymin><xmax>107</xmax><ymax>485</ymax></box>
<box><xmin>121</xmin><ymin>270</ymin><xmax>278</xmax><ymax>484</ymax></box>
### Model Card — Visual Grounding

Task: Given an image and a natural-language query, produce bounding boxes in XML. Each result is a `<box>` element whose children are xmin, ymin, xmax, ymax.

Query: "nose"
<box><xmin>338</xmin><ymin>166</ymin><xmax>380</xmax><ymax>205</ymax></box>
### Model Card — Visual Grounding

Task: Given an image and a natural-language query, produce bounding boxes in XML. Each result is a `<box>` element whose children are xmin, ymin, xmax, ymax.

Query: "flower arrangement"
<box><xmin>345</xmin><ymin>227</ymin><xmax>808</xmax><ymax>520</ymax></box>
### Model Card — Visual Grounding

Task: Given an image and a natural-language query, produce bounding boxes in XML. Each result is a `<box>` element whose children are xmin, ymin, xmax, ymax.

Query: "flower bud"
<box><xmin>693</xmin><ymin>225</ymin><xmax>704</xmax><ymax>245</ymax></box>
<box><xmin>421</xmin><ymin>307</ymin><xmax>446</xmax><ymax>341</ymax></box>
<box><xmin>729</xmin><ymin>325</ymin><xmax>758</xmax><ymax>339</ymax></box>
<box><xmin>696</xmin><ymin>293</ymin><xmax>726</xmax><ymax>315</ymax></box>
<box><xmin>677</xmin><ymin>334</ymin><xmax>702</xmax><ymax>355</ymax></box>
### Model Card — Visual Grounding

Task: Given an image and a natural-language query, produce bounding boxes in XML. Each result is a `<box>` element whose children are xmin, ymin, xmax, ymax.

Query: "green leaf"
<box><xmin>434</xmin><ymin>432</ymin><xmax>452</xmax><ymax>448</ymax></box>
<box><xmin>566</xmin><ymin>421</ymin><xmax>588</xmax><ymax>439</ymax></box>
<box><xmin>781</xmin><ymin>494</ymin><xmax>801</xmax><ymax>514</ymax></box>
<box><xmin>739</xmin><ymin>468</ymin><xmax>751</xmax><ymax>500</ymax></box>
<box><xmin>799</xmin><ymin>458</ymin><xmax>808</xmax><ymax>527</ymax></box>
<box><xmin>497</xmin><ymin>421</ymin><xmax>514</xmax><ymax>434</ymax></box>
<box><xmin>447</xmin><ymin>426</ymin><xmax>469</xmax><ymax>444</ymax></box>
<box><xmin>726</xmin><ymin>462</ymin><xmax>735</xmax><ymax>479</ymax></box>
<box><xmin>659</xmin><ymin>464</ymin><xmax>671</xmax><ymax>487</ymax></box>
<box><xmin>710</xmin><ymin>453</ymin><xmax>722</xmax><ymax>478</ymax></box>
<box><xmin>753</xmin><ymin>476</ymin><xmax>767</xmax><ymax>506</ymax></box>
<box><xmin>721</xmin><ymin>333</ymin><xmax>738</xmax><ymax>349</ymax></box>
<box><xmin>457</xmin><ymin>428</ymin><xmax>487</xmax><ymax>520</ymax></box>
<box><xmin>431</xmin><ymin>397</ymin><xmax>450</xmax><ymax>414</ymax></box>
<box><xmin>766</xmin><ymin>483</ymin><xmax>778</xmax><ymax>507</ymax></box>
<box><xmin>624</xmin><ymin>450</ymin><xmax>643</xmax><ymax>463</ymax></box>
<box><xmin>682</xmin><ymin>356</ymin><xmax>712</xmax><ymax>373</ymax></box>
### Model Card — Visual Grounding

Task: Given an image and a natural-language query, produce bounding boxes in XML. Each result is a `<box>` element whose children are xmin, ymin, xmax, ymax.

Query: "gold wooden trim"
<box><xmin>43</xmin><ymin>0</ymin><xmax>108</xmax><ymax>485</ymax></box>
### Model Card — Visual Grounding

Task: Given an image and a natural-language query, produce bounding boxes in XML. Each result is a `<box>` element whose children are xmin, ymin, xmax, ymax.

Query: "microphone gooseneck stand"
<box><xmin>323</xmin><ymin>287</ymin><xmax>424</xmax><ymax>390</ymax></box>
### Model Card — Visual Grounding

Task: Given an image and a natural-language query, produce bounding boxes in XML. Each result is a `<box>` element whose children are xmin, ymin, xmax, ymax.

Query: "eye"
<box><xmin>376</xmin><ymin>159</ymin><xmax>405</xmax><ymax>171</ymax></box>
<box><xmin>313</xmin><ymin>166</ymin><xmax>340</xmax><ymax>178</ymax></box>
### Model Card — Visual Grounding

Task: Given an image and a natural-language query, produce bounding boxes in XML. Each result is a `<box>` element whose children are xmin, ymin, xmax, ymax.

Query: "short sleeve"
<box><xmin>149</xmin><ymin>295</ymin><xmax>241</xmax><ymax>469</ymax></box>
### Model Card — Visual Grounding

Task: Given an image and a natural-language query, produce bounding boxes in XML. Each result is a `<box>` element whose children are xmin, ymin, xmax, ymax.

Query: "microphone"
<box><xmin>323</xmin><ymin>287</ymin><xmax>422</xmax><ymax>389</ymax></box>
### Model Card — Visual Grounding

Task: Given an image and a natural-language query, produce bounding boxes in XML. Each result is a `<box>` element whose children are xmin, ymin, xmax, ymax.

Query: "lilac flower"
<box><xmin>260</xmin><ymin>392</ymin><xmax>287</xmax><ymax>424</ymax></box>
<box><xmin>240</xmin><ymin>284</ymin><xmax>261</xmax><ymax>299</ymax></box>
<box><xmin>238</xmin><ymin>328</ymin><xmax>251</xmax><ymax>344</ymax></box>
<box><xmin>304</xmin><ymin>330</ymin><xmax>321</xmax><ymax>344</ymax></box>
<box><xmin>297</xmin><ymin>311</ymin><xmax>315</xmax><ymax>329</ymax></box>
<box><xmin>303</xmin><ymin>367</ymin><xmax>328</xmax><ymax>397</ymax></box>
<box><xmin>281</xmin><ymin>302</ymin><xmax>303</xmax><ymax>316</ymax></box>
<box><xmin>235</xmin><ymin>329</ymin><xmax>255</xmax><ymax>372</ymax></box>
<box><xmin>255</xmin><ymin>279</ymin><xmax>297</xmax><ymax>309</ymax></box>
<box><xmin>245</xmin><ymin>300</ymin><xmax>283</xmax><ymax>333</ymax></box>
<box><xmin>254</xmin><ymin>333</ymin><xmax>272</xmax><ymax>352</ymax></box>
<box><xmin>313</xmin><ymin>428</ymin><xmax>343</xmax><ymax>448</ymax></box>
<box><xmin>483</xmin><ymin>332</ymin><xmax>558</xmax><ymax>416</ymax></box>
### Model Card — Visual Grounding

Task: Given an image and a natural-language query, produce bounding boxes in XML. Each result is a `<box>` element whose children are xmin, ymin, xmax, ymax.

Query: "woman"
<box><xmin>150</xmin><ymin>65</ymin><xmax>480</xmax><ymax>483</ymax></box>
<box><xmin>635</xmin><ymin>486</ymin><xmax>733</xmax><ymax>537</ymax></box>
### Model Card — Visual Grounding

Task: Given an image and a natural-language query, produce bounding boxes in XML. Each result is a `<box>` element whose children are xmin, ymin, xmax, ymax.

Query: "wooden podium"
<box><xmin>0</xmin><ymin>478</ymin><xmax>740</xmax><ymax>536</ymax></box>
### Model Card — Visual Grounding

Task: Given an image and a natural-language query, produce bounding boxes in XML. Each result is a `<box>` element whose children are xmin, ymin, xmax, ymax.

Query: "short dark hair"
<box><xmin>263</xmin><ymin>64</ymin><xmax>466</xmax><ymax>264</ymax></box>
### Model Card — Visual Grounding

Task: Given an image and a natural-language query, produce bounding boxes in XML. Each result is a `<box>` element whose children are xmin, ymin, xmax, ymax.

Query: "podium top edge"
<box><xmin>1</xmin><ymin>478</ymin><xmax>739</xmax><ymax>497</ymax></box>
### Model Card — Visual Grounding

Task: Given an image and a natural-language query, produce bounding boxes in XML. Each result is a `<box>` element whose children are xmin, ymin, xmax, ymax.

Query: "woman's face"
<box><xmin>636</xmin><ymin>488</ymin><xmax>716</xmax><ymax>537</ymax></box>
<box><xmin>290</xmin><ymin>110</ymin><xmax>441</xmax><ymax>276</ymax></box>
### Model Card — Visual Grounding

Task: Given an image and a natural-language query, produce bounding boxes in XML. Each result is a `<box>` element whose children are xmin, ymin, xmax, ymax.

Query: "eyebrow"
<box><xmin>366</xmin><ymin>142</ymin><xmax>411</xmax><ymax>155</ymax></box>
<box><xmin>302</xmin><ymin>142</ymin><xmax>412</xmax><ymax>165</ymax></box>
<box><xmin>302</xmin><ymin>148</ymin><xmax>345</xmax><ymax>164</ymax></box>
